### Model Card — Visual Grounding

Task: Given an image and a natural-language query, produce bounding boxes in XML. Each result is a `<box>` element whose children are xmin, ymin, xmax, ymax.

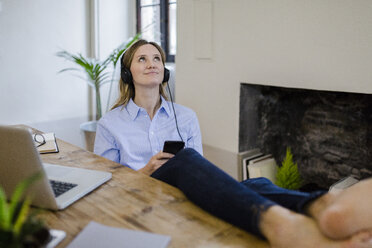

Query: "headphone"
<box><xmin>120</xmin><ymin>52</ymin><xmax>170</xmax><ymax>85</ymax></box>
<box><xmin>120</xmin><ymin>48</ymin><xmax>183</xmax><ymax>142</ymax></box>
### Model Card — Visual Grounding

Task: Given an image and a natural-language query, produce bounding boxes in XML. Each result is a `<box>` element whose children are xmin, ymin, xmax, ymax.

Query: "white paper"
<box><xmin>67</xmin><ymin>221</ymin><xmax>171</xmax><ymax>248</ymax></box>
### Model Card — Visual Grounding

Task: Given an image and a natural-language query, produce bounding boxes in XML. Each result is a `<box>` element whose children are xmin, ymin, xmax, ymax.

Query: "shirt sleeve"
<box><xmin>94</xmin><ymin>121</ymin><xmax>120</xmax><ymax>163</ymax></box>
<box><xmin>187</xmin><ymin>111</ymin><xmax>203</xmax><ymax>155</ymax></box>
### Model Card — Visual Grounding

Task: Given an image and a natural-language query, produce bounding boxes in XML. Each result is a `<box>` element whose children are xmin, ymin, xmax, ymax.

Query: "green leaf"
<box><xmin>12</xmin><ymin>197</ymin><xmax>31</xmax><ymax>236</ymax></box>
<box><xmin>0</xmin><ymin>172</ymin><xmax>42</xmax><ymax>235</ymax></box>
<box><xmin>8</xmin><ymin>172</ymin><xmax>42</xmax><ymax>223</ymax></box>
<box><xmin>0</xmin><ymin>188</ymin><xmax>10</xmax><ymax>230</ymax></box>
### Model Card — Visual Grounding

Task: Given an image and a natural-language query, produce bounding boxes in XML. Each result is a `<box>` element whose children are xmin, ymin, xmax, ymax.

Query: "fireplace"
<box><xmin>239</xmin><ymin>83</ymin><xmax>372</xmax><ymax>189</ymax></box>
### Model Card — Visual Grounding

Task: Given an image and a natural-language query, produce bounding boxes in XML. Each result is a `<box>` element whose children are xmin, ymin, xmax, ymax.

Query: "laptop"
<box><xmin>0</xmin><ymin>125</ymin><xmax>112</xmax><ymax>210</ymax></box>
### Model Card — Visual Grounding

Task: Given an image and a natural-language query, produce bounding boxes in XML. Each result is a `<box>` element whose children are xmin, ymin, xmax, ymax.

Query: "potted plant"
<box><xmin>56</xmin><ymin>34</ymin><xmax>140</xmax><ymax>151</ymax></box>
<box><xmin>0</xmin><ymin>173</ymin><xmax>50</xmax><ymax>248</ymax></box>
<box><xmin>275</xmin><ymin>147</ymin><xmax>303</xmax><ymax>190</ymax></box>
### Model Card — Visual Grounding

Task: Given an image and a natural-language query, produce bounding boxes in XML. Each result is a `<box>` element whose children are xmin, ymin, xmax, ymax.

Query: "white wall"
<box><xmin>176</xmin><ymin>0</ymin><xmax>372</xmax><ymax>177</ymax></box>
<box><xmin>98</xmin><ymin>0</ymin><xmax>136</xmax><ymax>112</ymax></box>
<box><xmin>176</xmin><ymin>0</ymin><xmax>372</xmax><ymax>155</ymax></box>
<box><xmin>0</xmin><ymin>0</ymin><xmax>89</xmax><ymax>125</ymax></box>
<box><xmin>0</xmin><ymin>0</ymin><xmax>136</xmax><ymax>147</ymax></box>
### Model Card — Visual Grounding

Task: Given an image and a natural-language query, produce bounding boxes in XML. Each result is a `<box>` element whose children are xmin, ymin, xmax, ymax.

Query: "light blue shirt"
<box><xmin>94</xmin><ymin>96</ymin><xmax>203</xmax><ymax>170</ymax></box>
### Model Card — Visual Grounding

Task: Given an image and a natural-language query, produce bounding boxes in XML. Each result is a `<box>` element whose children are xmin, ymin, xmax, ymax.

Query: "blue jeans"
<box><xmin>151</xmin><ymin>148</ymin><xmax>325</xmax><ymax>238</ymax></box>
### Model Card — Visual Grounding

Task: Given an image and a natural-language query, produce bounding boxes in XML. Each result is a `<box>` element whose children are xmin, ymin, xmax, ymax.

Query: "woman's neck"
<box><xmin>133</xmin><ymin>89</ymin><xmax>161</xmax><ymax>120</ymax></box>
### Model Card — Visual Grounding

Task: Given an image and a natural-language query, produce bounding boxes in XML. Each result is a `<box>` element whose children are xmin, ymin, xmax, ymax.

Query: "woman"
<box><xmin>94</xmin><ymin>39</ymin><xmax>203</xmax><ymax>174</ymax></box>
<box><xmin>95</xmin><ymin>39</ymin><xmax>372</xmax><ymax>248</ymax></box>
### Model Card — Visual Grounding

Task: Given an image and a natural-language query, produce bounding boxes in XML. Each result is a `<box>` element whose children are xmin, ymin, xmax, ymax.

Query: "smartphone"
<box><xmin>163</xmin><ymin>141</ymin><xmax>185</xmax><ymax>155</ymax></box>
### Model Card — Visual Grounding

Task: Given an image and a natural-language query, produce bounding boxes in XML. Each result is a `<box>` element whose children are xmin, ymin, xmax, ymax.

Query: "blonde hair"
<box><xmin>111</xmin><ymin>39</ymin><xmax>169</xmax><ymax>110</ymax></box>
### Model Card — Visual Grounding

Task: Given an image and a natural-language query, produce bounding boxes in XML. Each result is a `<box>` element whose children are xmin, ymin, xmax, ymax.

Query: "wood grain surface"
<box><xmin>37</xmin><ymin>137</ymin><xmax>269</xmax><ymax>247</ymax></box>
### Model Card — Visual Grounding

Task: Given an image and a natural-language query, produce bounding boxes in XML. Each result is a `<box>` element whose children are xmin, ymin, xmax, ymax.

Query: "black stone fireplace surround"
<box><xmin>239</xmin><ymin>83</ymin><xmax>372</xmax><ymax>189</ymax></box>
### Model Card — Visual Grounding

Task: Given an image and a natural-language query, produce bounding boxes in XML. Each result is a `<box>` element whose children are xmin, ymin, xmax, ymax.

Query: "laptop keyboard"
<box><xmin>50</xmin><ymin>180</ymin><xmax>78</xmax><ymax>197</ymax></box>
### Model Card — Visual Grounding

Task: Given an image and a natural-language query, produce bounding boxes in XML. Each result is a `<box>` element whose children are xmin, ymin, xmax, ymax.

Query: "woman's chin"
<box><xmin>135</xmin><ymin>81</ymin><xmax>162</xmax><ymax>89</ymax></box>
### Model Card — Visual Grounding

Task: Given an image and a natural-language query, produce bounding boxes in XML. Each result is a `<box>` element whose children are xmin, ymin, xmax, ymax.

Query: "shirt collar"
<box><xmin>159</xmin><ymin>95</ymin><xmax>171</xmax><ymax>117</ymax></box>
<box><xmin>125</xmin><ymin>98</ymin><xmax>141</xmax><ymax>121</ymax></box>
<box><xmin>125</xmin><ymin>96</ymin><xmax>171</xmax><ymax>121</ymax></box>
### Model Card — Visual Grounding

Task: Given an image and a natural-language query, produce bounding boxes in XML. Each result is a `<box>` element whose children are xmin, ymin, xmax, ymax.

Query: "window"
<box><xmin>136</xmin><ymin>0</ymin><xmax>177</xmax><ymax>62</ymax></box>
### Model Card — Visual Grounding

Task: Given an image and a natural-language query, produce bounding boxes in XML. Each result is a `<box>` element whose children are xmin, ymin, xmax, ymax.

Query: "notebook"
<box><xmin>0</xmin><ymin>125</ymin><xmax>112</xmax><ymax>210</ymax></box>
<box><xmin>33</xmin><ymin>132</ymin><xmax>59</xmax><ymax>154</ymax></box>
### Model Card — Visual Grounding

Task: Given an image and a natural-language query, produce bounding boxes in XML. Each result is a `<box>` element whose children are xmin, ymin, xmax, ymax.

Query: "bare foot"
<box><xmin>308</xmin><ymin>178</ymin><xmax>372</xmax><ymax>239</ymax></box>
<box><xmin>260</xmin><ymin>206</ymin><xmax>372</xmax><ymax>248</ymax></box>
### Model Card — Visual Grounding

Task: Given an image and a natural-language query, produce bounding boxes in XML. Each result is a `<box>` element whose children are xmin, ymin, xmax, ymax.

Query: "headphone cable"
<box><xmin>166</xmin><ymin>82</ymin><xmax>184</xmax><ymax>142</ymax></box>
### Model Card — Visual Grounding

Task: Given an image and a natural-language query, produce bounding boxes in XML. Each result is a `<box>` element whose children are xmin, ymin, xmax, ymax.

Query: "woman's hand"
<box><xmin>138</xmin><ymin>151</ymin><xmax>174</xmax><ymax>175</ymax></box>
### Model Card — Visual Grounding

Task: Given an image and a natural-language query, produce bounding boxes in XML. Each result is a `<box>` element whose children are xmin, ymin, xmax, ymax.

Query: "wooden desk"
<box><xmin>38</xmin><ymin>138</ymin><xmax>269</xmax><ymax>247</ymax></box>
